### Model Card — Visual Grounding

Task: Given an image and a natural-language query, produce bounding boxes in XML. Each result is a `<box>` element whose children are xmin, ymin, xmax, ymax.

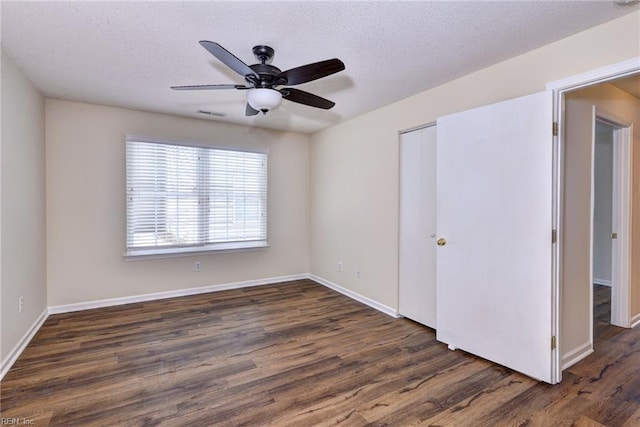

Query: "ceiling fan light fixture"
<box><xmin>247</xmin><ymin>88</ymin><xmax>282</xmax><ymax>114</ymax></box>
<box><xmin>172</xmin><ymin>42</ymin><xmax>344</xmax><ymax>116</ymax></box>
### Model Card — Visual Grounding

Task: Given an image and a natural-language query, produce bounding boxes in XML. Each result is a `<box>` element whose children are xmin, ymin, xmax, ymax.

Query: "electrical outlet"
<box><xmin>18</xmin><ymin>296</ymin><xmax>24</xmax><ymax>314</ymax></box>
<box><xmin>194</xmin><ymin>261</ymin><xmax>202</xmax><ymax>272</ymax></box>
<box><xmin>337</xmin><ymin>261</ymin><xmax>343</xmax><ymax>271</ymax></box>
<box><xmin>355</xmin><ymin>270</ymin><xmax>361</xmax><ymax>278</ymax></box>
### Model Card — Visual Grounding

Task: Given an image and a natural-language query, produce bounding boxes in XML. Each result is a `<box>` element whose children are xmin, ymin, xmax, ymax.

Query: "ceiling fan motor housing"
<box><xmin>247</xmin><ymin>63</ymin><xmax>286</xmax><ymax>87</ymax></box>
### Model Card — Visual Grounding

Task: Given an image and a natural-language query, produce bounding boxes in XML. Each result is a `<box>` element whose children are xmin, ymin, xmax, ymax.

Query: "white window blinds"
<box><xmin>126</xmin><ymin>138</ymin><xmax>267</xmax><ymax>255</ymax></box>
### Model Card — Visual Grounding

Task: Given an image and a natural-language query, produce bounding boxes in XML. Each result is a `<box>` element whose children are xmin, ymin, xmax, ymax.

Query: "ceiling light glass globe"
<box><xmin>247</xmin><ymin>88</ymin><xmax>282</xmax><ymax>112</ymax></box>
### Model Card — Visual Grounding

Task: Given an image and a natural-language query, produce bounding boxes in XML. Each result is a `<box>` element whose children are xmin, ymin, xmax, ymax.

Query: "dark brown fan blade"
<box><xmin>277</xmin><ymin>58</ymin><xmax>344</xmax><ymax>86</ymax></box>
<box><xmin>171</xmin><ymin>84</ymin><xmax>250</xmax><ymax>90</ymax></box>
<box><xmin>280</xmin><ymin>88</ymin><xmax>335</xmax><ymax>109</ymax></box>
<box><xmin>199</xmin><ymin>41</ymin><xmax>258</xmax><ymax>78</ymax></box>
<box><xmin>246</xmin><ymin>103</ymin><xmax>259</xmax><ymax>116</ymax></box>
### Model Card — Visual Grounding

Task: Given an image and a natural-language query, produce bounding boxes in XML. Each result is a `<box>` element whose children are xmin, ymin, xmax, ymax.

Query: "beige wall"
<box><xmin>562</xmin><ymin>84</ymin><xmax>640</xmax><ymax>360</ymax></box>
<box><xmin>46</xmin><ymin>100</ymin><xmax>310</xmax><ymax>306</ymax></box>
<box><xmin>1</xmin><ymin>52</ymin><xmax>47</xmax><ymax>363</ymax></box>
<box><xmin>310</xmin><ymin>11</ymin><xmax>640</xmax><ymax>309</ymax></box>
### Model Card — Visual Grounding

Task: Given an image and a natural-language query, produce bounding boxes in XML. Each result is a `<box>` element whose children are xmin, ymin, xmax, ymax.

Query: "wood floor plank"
<box><xmin>416</xmin><ymin>373</ymin><xmax>538</xmax><ymax>426</ymax></box>
<box><xmin>621</xmin><ymin>406</ymin><xmax>640</xmax><ymax>427</ymax></box>
<box><xmin>2</xmin><ymin>280</ymin><xmax>640</xmax><ymax>426</ymax></box>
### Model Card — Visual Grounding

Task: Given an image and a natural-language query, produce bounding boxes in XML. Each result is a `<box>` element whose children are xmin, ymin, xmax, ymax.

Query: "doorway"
<box><xmin>593</xmin><ymin>120</ymin><xmax>615</xmax><ymax>292</ymax></box>
<box><xmin>593</xmin><ymin>116</ymin><xmax>633</xmax><ymax>331</ymax></box>
<box><xmin>550</xmin><ymin>61</ymin><xmax>639</xmax><ymax>376</ymax></box>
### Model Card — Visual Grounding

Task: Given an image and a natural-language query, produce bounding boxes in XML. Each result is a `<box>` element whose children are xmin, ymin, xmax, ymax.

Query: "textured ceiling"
<box><xmin>2</xmin><ymin>1</ymin><xmax>638</xmax><ymax>134</ymax></box>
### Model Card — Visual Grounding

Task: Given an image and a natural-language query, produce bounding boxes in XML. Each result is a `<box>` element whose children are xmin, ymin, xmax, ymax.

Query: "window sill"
<box><xmin>124</xmin><ymin>241</ymin><xmax>269</xmax><ymax>260</ymax></box>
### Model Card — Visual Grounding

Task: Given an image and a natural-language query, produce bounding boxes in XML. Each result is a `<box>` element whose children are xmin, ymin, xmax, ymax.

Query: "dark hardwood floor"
<box><xmin>1</xmin><ymin>280</ymin><xmax>639</xmax><ymax>426</ymax></box>
<box><xmin>594</xmin><ymin>284</ymin><xmax>615</xmax><ymax>343</ymax></box>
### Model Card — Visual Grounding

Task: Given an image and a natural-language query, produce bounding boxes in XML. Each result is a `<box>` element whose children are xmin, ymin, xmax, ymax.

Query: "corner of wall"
<box><xmin>1</xmin><ymin>51</ymin><xmax>48</xmax><ymax>366</ymax></box>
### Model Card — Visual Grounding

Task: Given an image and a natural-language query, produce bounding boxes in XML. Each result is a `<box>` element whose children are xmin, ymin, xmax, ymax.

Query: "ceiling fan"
<box><xmin>171</xmin><ymin>41</ymin><xmax>345</xmax><ymax>116</ymax></box>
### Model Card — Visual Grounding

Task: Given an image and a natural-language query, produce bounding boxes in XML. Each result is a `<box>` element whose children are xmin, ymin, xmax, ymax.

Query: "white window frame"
<box><xmin>125</xmin><ymin>135</ymin><xmax>269</xmax><ymax>259</ymax></box>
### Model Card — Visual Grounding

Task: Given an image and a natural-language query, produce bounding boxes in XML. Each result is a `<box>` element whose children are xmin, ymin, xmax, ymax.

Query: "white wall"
<box><xmin>1</xmin><ymin>52</ymin><xmax>47</xmax><ymax>363</ymax></box>
<box><xmin>309</xmin><ymin>12</ymin><xmax>640</xmax><ymax>309</ymax></box>
<box><xmin>593</xmin><ymin>123</ymin><xmax>614</xmax><ymax>285</ymax></box>
<box><xmin>46</xmin><ymin>100</ymin><xmax>310</xmax><ymax>306</ymax></box>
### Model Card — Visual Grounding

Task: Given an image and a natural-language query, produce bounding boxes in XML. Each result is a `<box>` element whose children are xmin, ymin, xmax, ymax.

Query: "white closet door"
<box><xmin>436</xmin><ymin>91</ymin><xmax>554</xmax><ymax>383</ymax></box>
<box><xmin>399</xmin><ymin>125</ymin><xmax>437</xmax><ymax>328</ymax></box>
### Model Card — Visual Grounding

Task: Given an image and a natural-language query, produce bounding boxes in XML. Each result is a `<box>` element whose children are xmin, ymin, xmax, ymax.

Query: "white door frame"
<box><xmin>547</xmin><ymin>56</ymin><xmax>640</xmax><ymax>382</ymax></box>
<box><xmin>599</xmin><ymin>114</ymin><xmax>634</xmax><ymax>328</ymax></box>
<box><xmin>592</xmin><ymin>113</ymin><xmax>632</xmax><ymax>329</ymax></box>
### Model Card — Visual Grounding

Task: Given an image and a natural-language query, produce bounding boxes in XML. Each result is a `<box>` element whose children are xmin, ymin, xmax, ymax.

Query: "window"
<box><xmin>126</xmin><ymin>136</ymin><xmax>268</xmax><ymax>257</ymax></box>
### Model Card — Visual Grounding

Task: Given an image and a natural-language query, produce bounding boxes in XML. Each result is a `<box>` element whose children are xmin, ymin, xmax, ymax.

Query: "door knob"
<box><xmin>437</xmin><ymin>238</ymin><xmax>447</xmax><ymax>246</ymax></box>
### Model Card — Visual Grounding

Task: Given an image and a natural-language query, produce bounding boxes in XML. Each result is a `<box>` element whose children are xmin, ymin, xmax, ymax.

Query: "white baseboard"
<box><xmin>1</xmin><ymin>308</ymin><xmax>49</xmax><ymax>381</ymax></box>
<box><xmin>3</xmin><ymin>272</ymin><xmax>398</xmax><ymax>380</ymax></box>
<box><xmin>48</xmin><ymin>274</ymin><xmax>308</xmax><ymax>314</ymax></box>
<box><xmin>631</xmin><ymin>313</ymin><xmax>640</xmax><ymax>329</ymax></box>
<box><xmin>561</xmin><ymin>341</ymin><xmax>594</xmax><ymax>370</ymax></box>
<box><xmin>309</xmin><ymin>274</ymin><xmax>399</xmax><ymax>318</ymax></box>
<box><xmin>593</xmin><ymin>278</ymin><xmax>612</xmax><ymax>287</ymax></box>
<box><xmin>3</xmin><ymin>274</ymin><xmax>305</xmax><ymax>379</ymax></box>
